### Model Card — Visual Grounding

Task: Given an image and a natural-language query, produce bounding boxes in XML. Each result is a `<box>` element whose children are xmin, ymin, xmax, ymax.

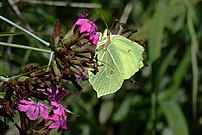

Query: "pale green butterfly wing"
<box><xmin>111</xmin><ymin>35</ymin><xmax>144</xmax><ymax>79</ymax></box>
<box><xmin>88</xmin><ymin>30</ymin><xmax>144</xmax><ymax>97</ymax></box>
<box><xmin>89</xmin><ymin>43</ymin><xmax>124</xmax><ymax>97</ymax></box>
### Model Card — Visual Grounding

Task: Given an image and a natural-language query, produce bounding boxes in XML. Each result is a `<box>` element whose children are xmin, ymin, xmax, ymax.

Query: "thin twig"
<box><xmin>0</xmin><ymin>15</ymin><xmax>50</xmax><ymax>47</ymax></box>
<box><xmin>15</xmin><ymin>0</ymin><xmax>101</xmax><ymax>8</ymax></box>
<box><xmin>46</xmin><ymin>51</ymin><xmax>54</xmax><ymax>72</ymax></box>
<box><xmin>8</xmin><ymin>0</ymin><xmax>33</xmax><ymax>31</ymax></box>
<box><xmin>118</xmin><ymin>2</ymin><xmax>133</xmax><ymax>35</ymax></box>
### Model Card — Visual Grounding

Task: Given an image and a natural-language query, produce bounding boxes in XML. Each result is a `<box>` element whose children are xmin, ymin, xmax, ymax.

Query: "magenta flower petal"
<box><xmin>50</xmin><ymin>101</ymin><xmax>58</xmax><ymax>107</ymax></box>
<box><xmin>49</xmin><ymin>119</ymin><xmax>67</xmax><ymax>131</ymax></box>
<box><xmin>45</xmin><ymin>87</ymin><xmax>68</xmax><ymax>101</ymax></box>
<box><xmin>75</xmin><ymin>19</ymin><xmax>88</xmax><ymax>25</ymax></box>
<box><xmin>48</xmin><ymin>101</ymin><xmax>68</xmax><ymax>132</ymax></box>
<box><xmin>48</xmin><ymin>114</ymin><xmax>67</xmax><ymax>132</ymax></box>
<box><xmin>89</xmin><ymin>34</ymin><xmax>99</xmax><ymax>45</ymax></box>
<box><xmin>61</xmin><ymin>122</ymin><xmax>67</xmax><ymax>129</ymax></box>
<box><xmin>26</xmin><ymin>106</ymin><xmax>39</xmax><ymax>120</ymax></box>
<box><xmin>49</xmin><ymin>121</ymin><xmax>60</xmax><ymax>129</ymax></box>
<box><xmin>18</xmin><ymin>103</ymin><xmax>30</xmax><ymax>112</ymax></box>
<box><xmin>88</xmin><ymin>23</ymin><xmax>98</xmax><ymax>35</ymax></box>
<box><xmin>39</xmin><ymin>103</ymin><xmax>49</xmax><ymax>119</ymax></box>
<box><xmin>49</xmin><ymin>114</ymin><xmax>60</xmax><ymax>121</ymax></box>
<box><xmin>80</xmin><ymin>22</ymin><xmax>92</xmax><ymax>33</ymax></box>
<box><xmin>19</xmin><ymin>99</ymin><xmax>34</xmax><ymax>105</ymax></box>
<box><xmin>51</xmin><ymin>101</ymin><xmax>67</xmax><ymax>120</ymax></box>
<box><xmin>18</xmin><ymin>99</ymin><xmax>34</xmax><ymax>112</ymax></box>
<box><xmin>18</xmin><ymin>99</ymin><xmax>49</xmax><ymax>121</ymax></box>
<box><xmin>75</xmin><ymin>18</ymin><xmax>99</xmax><ymax>45</ymax></box>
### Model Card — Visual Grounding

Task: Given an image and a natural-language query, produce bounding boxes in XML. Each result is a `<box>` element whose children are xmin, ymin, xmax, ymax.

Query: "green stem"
<box><xmin>0</xmin><ymin>15</ymin><xmax>50</xmax><ymax>47</ymax></box>
<box><xmin>46</xmin><ymin>51</ymin><xmax>54</xmax><ymax>72</ymax></box>
<box><xmin>0</xmin><ymin>41</ymin><xmax>51</xmax><ymax>53</ymax></box>
<box><xmin>0</xmin><ymin>76</ymin><xmax>18</xmax><ymax>82</ymax></box>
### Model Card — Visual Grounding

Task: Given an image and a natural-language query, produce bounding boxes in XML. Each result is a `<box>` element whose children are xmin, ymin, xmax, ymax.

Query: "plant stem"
<box><xmin>0</xmin><ymin>76</ymin><xmax>18</xmax><ymax>82</ymax></box>
<box><xmin>0</xmin><ymin>15</ymin><xmax>50</xmax><ymax>47</ymax></box>
<box><xmin>0</xmin><ymin>41</ymin><xmax>51</xmax><ymax>53</ymax></box>
<box><xmin>46</xmin><ymin>51</ymin><xmax>54</xmax><ymax>72</ymax></box>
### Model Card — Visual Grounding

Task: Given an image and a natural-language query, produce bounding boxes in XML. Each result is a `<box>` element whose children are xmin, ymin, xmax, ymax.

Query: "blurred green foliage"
<box><xmin>0</xmin><ymin>0</ymin><xmax>202</xmax><ymax>135</ymax></box>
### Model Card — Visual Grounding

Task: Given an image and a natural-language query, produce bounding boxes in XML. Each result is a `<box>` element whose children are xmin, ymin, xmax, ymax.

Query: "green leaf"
<box><xmin>186</xmin><ymin>1</ymin><xmax>199</xmax><ymax>117</ymax></box>
<box><xmin>88</xmin><ymin>30</ymin><xmax>144</xmax><ymax>97</ymax></box>
<box><xmin>159</xmin><ymin>101</ymin><xmax>189</xmax><ymax>135</ymax></box>
<box><xmin>148</xmin><ymin>1</ymin><xmax>166</xmax><ymax>63</ymax></box>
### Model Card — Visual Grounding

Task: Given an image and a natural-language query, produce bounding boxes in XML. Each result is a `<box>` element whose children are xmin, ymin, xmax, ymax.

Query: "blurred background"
<box><xmin>0</xmin><ymin>0</ymin><xmax>202</xmax><ymax>135</ymax></box>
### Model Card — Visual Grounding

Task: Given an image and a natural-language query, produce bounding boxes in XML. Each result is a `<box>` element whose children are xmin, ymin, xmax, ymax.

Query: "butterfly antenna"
<box><xmin>110</xmin><ymin>17</ymin><xmax>116</xmax><ymax>31</ymax></box>
<box><xmin>99</xmin><ymin>14</ymin><xmax>110</xmax><ymax>35</ymax></box>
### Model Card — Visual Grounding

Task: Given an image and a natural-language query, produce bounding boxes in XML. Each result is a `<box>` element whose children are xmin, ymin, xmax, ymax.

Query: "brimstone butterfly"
<box><xmin>88</xmin><ymin>29</ymin><xmax>144</xmax><ymax>97</ymax></box>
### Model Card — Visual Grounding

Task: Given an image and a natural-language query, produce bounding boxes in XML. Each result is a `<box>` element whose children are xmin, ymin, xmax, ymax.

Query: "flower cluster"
<box><xmin>0</xmin><ymin>11</ymin><xmax>100</xmax><ymax>135</ymax></box>
<box><xmin>51</xmin><ymin>12</ymin><xmax>100</xmax><ymax>89</ymax></box>
<box><xmin>17</xmin><ymin>86</ymin><xmax>68</xmax><ymax>132</ymax></box>
<box><xmin>48</xmin><ymin>101</ymin><xmax>67</xmax><ymax>131</ymax></box>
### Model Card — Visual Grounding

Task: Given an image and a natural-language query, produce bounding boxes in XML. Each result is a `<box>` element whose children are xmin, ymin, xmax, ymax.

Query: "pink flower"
<box><xmin>45</xmin><ymin>87</ymin><xmax>68</xmax><ymax>101</ymax></box>
<box><xmin>76</xmin><ymin>19</ymin><xmax>97</xmax><ymax>33</ymax></box>
<box><xmin>48</xmin><ymin>101</ymin><xmax>67</xmax><ymax>132</ymax></box>
<box><xmin>89</xmin><ymin>34</ymin><xmax>99</xmax><ymax>45</ymax></box>
<box><xmin>75</xmin><ymin>18</ymin><xmax>99</xmax><ymax>45</ymax></box>
<box><xmin>48</xmin><ymin>114</ymin><xmax>67</xmax><ymax>132</ymax></box>
<box><xmin>18</xmin><ymin>99</ymin><xmax>49</xmax><ymax>120</ymax></box>
<box><xmin>50</xmin><ymin>101</ymin><xmax>67</xmax><ymax>120</ymax></box>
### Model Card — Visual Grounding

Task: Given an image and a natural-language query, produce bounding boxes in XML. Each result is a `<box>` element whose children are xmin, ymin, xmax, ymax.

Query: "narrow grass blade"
<box><xmin>185</xmin><ymin>1</ymin><xmax>199</xmax><ymax>118</ymax></box>
<box><xmin>159</xmin><ymin>101</ymin><xmax>189</xmax><ymax>135</ymax></box>
<box><xmin>162</xmin><ymin>46</ymin><xmax>191</xmax><ymax>99</ymax></box>
<box><xmin>148</xmin><ymin>2</ymin><xmax>166</xmax><ymax>63</ymax></box>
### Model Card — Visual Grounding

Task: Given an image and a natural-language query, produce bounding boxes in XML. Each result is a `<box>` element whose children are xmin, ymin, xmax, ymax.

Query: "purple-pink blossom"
<box><xmin>50</xmin><ymin>101</ymin><xmax>67</xmax><ymax>120</ymax></box>
<box><xmin>75</xmin><ymin>18</ymin><xmax>99</xmax><ymax>45</ymax></box>
<box><xmin>18</xmin><ymin>99</ymin><xmax>49</xmax><ymax>120</ymax></box>
<box><xmin>48</xmin><ymin>101</ymin><xmax>67</xmax><ymax>132</ymax></box>
<box><xmin>88</xmin><ymin>34</ymin><xmax>99</xmax><ymax>45</ymax></box>
<box><xmin>45</xmin><ymin>87</ymin><xmax>68</xmax><ymax>101</ymax></box>
<box><xmin>48</xmin><ymin>114</ymin><xmax>67</xmax><ymax>132</ymax></box>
